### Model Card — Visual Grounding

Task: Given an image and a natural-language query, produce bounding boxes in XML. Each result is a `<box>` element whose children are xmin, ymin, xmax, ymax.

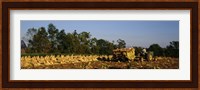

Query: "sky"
<box><xmin>21</xmin><ymin>20</ymin><xmax>179</xmax><ymax>48</ymax></box>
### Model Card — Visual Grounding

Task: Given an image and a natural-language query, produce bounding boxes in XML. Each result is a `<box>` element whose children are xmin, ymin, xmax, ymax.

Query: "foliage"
<box><xmin>164</xmin><ymin>41</ymin><xmax>179</xmax><ymax>58</ymax></box>
<box><xmin>22</xmin><ymin>23</ymin><xmax>179</xmax><ymax>58</ymax></box>
<box><xmin>23</xmin><ymin>23</ymin><xmax>126</xmax><ymax>55</ymax></box>
<box><xmin>117</xmin><ymin>39</ymin><xmax>126</xmax><ymax>48</ymax></box>
<box><xmin>148</xmin><ymin>44</ymin><xmax>163</xmax><ymax>56</ymax></box>
<box><xmin>147</xmin><ymin>41</ymin><xmax>179</xmax><ymax>58</ymax></box>
<box><xmin>48</xmin><ymin>23</ymin><xmax>59</xmax><ymax>53</ymax></box>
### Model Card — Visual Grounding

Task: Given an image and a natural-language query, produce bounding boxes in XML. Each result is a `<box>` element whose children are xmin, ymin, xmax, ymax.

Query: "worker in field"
<box><xmin>141</xmin><ymin>48</ymin><xmax>147</xmax><ymax>57</ymax></box>
<box><xmin>140</xmin><ymin>48</ymin><xmax>147</xmax><ymax>61</ymax></box>
<box><xmin>140</xmin><ymin>48</ymin><xmax>154</xmax><ymax>61</ymax></box>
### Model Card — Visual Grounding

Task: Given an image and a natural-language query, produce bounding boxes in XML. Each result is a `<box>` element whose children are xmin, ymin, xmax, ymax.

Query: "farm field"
<box><xmin>20</xmin><ymin>22</ymin><xmax>179</xmax><ymax>69</ymax></box>
<box><xmin>21</xmin><ymin>55</ymin><xmax>179</xmax><ymax>69</ymax></box>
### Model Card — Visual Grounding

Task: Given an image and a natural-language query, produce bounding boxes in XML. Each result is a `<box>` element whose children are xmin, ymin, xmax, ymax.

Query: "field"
<box><xmin>21</xmin><ymin>55</ymin><xmax>179</xmax><ymax>69</ymax></box>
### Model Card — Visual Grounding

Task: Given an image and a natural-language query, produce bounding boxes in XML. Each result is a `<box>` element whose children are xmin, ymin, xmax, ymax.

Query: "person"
<box><xmin>141</xmin><ymin>48</ymin><xmax>147</xmax><ymax>56</ymax></box>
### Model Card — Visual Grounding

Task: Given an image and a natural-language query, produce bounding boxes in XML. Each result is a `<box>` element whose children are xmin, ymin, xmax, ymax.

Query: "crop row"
<box><xmin>21</xmin><ymin>55</ymin><xmax>112</xmax><ymax>69</ymax></box>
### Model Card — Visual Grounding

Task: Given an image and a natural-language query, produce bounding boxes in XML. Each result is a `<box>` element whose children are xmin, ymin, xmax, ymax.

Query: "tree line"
<box><xmin>22</xmin><ymin>23</ymin><xmax>126</xmax><ymax>55</ymax></box>
<box><xmin>22</xmin><ymin>23</ymin><xmax>179</xmax><ymax>58</ymax></box>
<box><xmin>134</xmin><ymin>41</ymin><xmax>179</xmax><ymax>58</ymax></box>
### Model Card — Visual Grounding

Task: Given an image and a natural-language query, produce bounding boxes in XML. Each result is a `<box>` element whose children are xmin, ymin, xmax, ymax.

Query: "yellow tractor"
<box><xmin>112</xmin><ymin>48</ymin><xmax>135</xmax><ymax>62</ymax></box>
<box><xmin>112</xmin><ymin>48</ymin><xmax>153</xmax><ymax>62</ymax></box>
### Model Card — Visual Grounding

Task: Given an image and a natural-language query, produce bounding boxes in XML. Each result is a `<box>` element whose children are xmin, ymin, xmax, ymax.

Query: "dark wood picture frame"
<box><xmin>2</xmin><ymin>2</ymin><xmax>198</xmax><ymax>88</ymax></box>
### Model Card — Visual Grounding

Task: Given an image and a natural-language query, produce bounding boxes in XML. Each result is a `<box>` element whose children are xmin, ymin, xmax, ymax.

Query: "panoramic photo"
<box><xmin>21</xmin><ymin>20</ymin><xmax>179</xmax><ymax>69</ymax></box>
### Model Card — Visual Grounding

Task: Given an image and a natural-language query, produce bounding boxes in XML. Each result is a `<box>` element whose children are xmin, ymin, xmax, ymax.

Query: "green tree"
<box><xmin>78</xmin><ymin>31</ymin><xmax>91</xmax><ymax>54</ymax></box>
<box><xmin>107</xmin><ymin>42</ymin><xmax>115</xmax><ymax>55</ymax></box>
<box><xmin>31</xmin><ymin>27</ymin><xmax>51</xmax><ymax>53</ymax></box>
<box><xmin>24</xmin><ymin>24</ymin><xmax>125</xmax><ymax>55</ymax></box>
<box><xmin>117</xmin><ymin>39</ymin><xmax>126</xmax><ymax>48</ymax></box>
<box><xmin>56</xmin><ymin>30</ymin><xmax>70</xmax><ymax>53</ymax></box>
<box><xmin>165</xmin><ymin>41</ymin><xmax>179</xmax><ymax>58</ymax></box>
<box><xmin>148</xmin><ymin>44</ymin><xmax>163</xmax><ymax>57</ymax></box>
<box><xmin>71</xmin><ymin>30</ymin><xmax>81</xmax><ymax>54</ymax></box>
<box><xmin>96</xmin><ymin>39</ymin><xmax>115</xmax><ymax>55</ymax></box>
<box><xmin>26</xmin><ymin>28</ymin><xmax>37</xmax><ymax>40</ymax></box>
<box><xmin>65</xmin><ymin>32</ymin><xmax>75</xmax><ymax>53</ymax></box>
<box><xmin>48</xmin><ymin>23</ymin><xmax>59</xmax><ymax>53</ymax></box>
<box><xmin>25</xmin><ymin>28</ymin><xmax>37</xmax><ymax>52</ymax></box>
<box><xmin>90</xmin><ymin>37</ymin><xmax>99</xmax><ymax>54</ymax></box>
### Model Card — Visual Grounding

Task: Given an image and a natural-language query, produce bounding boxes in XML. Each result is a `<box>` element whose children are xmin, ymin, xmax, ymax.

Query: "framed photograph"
<box><xmin>2</xmin><ymin>2</ymin><xmax>198</xmax><ymax>88</ymax></box>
